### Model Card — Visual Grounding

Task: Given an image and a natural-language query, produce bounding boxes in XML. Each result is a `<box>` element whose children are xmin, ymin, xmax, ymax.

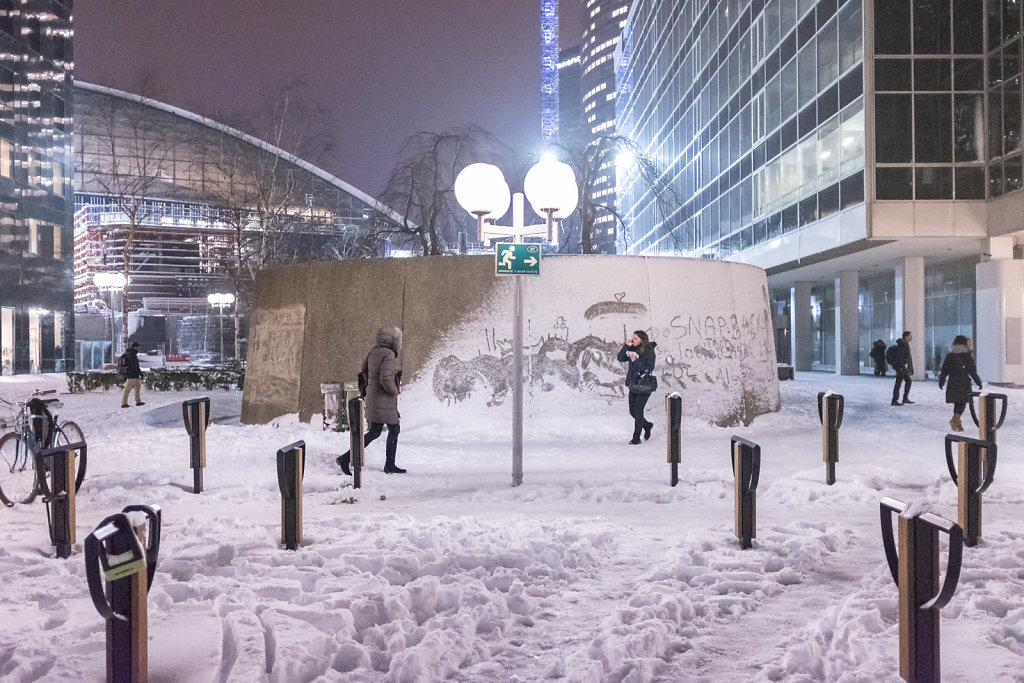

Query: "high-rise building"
<box><xmin>0</xmin><ymin>1</ymin><xmax>75</xmax><ymax>375</ymax></box>
<box><xmin>582</xmin><ymin>0</ymin><xmax>632</xmax><ymax>253</ymax></box>
<box><xmin>541</xmin><ymin>0</ymin><xmax>560</xmax><ymax>143</ymax></box>
<box><xmin>617</xmin><ymin>0</ymin><xmax>1024</xmax><ymax>384</ymax></box>
<box><xmin>558</xmin><ymin>45</ymin><xmax>584</xmax><ymax>150</ymax></box>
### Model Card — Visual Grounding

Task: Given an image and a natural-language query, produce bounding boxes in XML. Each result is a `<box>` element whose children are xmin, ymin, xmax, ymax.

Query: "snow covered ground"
<box><xmin>1</xmin><ymin>370</ymin><xmax>1022</xmax><ymax>682</ymax></box>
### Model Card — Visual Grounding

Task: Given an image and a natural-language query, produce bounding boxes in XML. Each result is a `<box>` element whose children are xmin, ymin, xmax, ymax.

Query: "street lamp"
<box><xmin>93</xmin><ymin>271</ymin><xmax>127</xmax><ymax>364</ymax></box>
<box><xmin>207</xmin><ymin>292</ymin><xmax>235</xmax><ymax>362</ymax></box>
<box><xmin>454</xmin><ymin>157</ymin><xmax>578</xmax><ymax>486</ymax></box>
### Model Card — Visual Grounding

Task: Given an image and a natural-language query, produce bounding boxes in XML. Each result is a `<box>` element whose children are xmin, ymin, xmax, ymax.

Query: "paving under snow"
<box><xmin>1</xmin><ymin>371</ymin><xmax>1022</xmax><ymax>682</ymax></box>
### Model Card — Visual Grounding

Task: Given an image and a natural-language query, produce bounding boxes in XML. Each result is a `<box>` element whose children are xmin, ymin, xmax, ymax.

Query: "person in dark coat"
<box><xmin>938</xmin><ymin>334</ymin><xmax>982</xmax><ymax>432</ymax></box>
<box><xmin>120</xmin><ymin>342</ymin><xmax>146</xmax><ymax>408</ymax></box>
<box><xmin>869</xmin><ymin>339</ymin><xmax>887</xmax><ymax>376</ymax></box>
<box><xmin>337</xmin><ymin>326</ymin><xmax>405</xmax><ymax>475</ymax></box>
<box><xmin>617</xmin><ymin>330</ymin><xmax>657</xmax><ymax>445</ymax></box>
<box><xmin>890</xmin><ymin>331</ymin><xmax>914</xmax><ymax>406</ymax></box>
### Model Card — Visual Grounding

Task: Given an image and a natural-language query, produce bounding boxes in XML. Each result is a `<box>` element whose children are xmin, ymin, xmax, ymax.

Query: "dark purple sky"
<box><xmin>75</xmin><ymin>0</ymin><xmax>584</xmax><ymax>197</ymax></box>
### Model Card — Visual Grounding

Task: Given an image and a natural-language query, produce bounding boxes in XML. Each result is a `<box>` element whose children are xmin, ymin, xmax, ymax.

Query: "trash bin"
<box><xmin>340</xmin><ymin>381</ymin><xmax>360</xmax><ymax>431</ymax></box>
<box><xmin>320</xmin><ymin>383</ymin><xmax>342</xmax><ymax>431</ymax></box>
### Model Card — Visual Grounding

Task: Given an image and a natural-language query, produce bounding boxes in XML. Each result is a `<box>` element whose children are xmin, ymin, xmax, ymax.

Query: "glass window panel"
<box><xmin>839</xmin><ymin>64</ymin><xmax>864</xmax><ymax>106</ymax></box>
<box><xmin>990</xmin><ymin>55</ymin><xmax>1003</xmax><ymax>87</ymax></box>
<box><xmin>876</xmin><ymin>167</ymin><xmax>914</xmax><ymax>199</ymax></box>
<box><xmin>914</xmin><ymin>59</ymin><xmax>952</xmax><ymax>90</ymax></box>
<box><xmin>1006</xmin><ymin>154</ymin><xmax>1023</xmax><ymax>192</ymax></box>
<box><xmin>988</xmin><ymin>90</ymin><xmax>1004</xmax><ymax>159</ymax></box>
<box><xmin>915</xmin><ymin>94</ymin><xmax>953</xmax><ymax>162</ymax></box>
<box><xmin>781</xmin><ymin>58</ymin><xmax>798</xmax><ymax>120</ymax></box>
<box><xmin>990</xmin><ymin>161</ymin><xmax>1005</xmax><ymax>196</ymax></box>
<box><xmin>875</xmin><ymin>94</ymin><xmax>913</xmax><ymax>162</ymax></box>
<box><xmin>841</xmin><ymin>170</ymin><xmax>865</xmax><ymax>208</ymax></box>
<box><xmin>818</xmin><ymin>117</ymin><xmax>842</xmax><ymax>183</ymax></box>
<box><xmin>913</xmin><ymin>0</ymin><xmax>951</xmax><ymax>54</ymax></box>
<box><xmin>1004</xmin><ymin>0</ymin><xmax>1022</xmax><ymax>45</ymax></box>
<box><xmin>798</xmin><ymin>194</ymin><xmax>818</xmax><ymax>226</ymax></box>
<box><xmin>955</xmin><ymin>166</ymin><xmax>986</xmax><ymax>198</ymax></box>
<box><xmin>839</xmin><ymin>0</ymin><xmax>864</xmax><ymax>72</ymax></box>
<box><xmin>818</xmin><ymin>182</ymin><xmax>840</xmax><ymax>218</ymax></box>
<box><xmin>766</xmin><ymin>72</ymin><xmax>782</xmax><ymax>130</ymax></box>
<box><xmin>1005</xmin><ymin>77</ymin><xmax>1022</xmax><ymax>153</ymax></box>
<box><xmin>1005</xmin><ymin>40</ymin><xmax>1022</xmax><ymax>78</ymax></box>
<box><xmin>841</xmin><ymin>105</ymin><xmax>866</xmax><ymax>174</ymax></box>
<box><xmin>781</xmin><ymin>0</ymin><xmax>798</xmax><ymax>31</ymax></box>
<box><xmin>781</xmin><ymin>203</ymin><xmax>798</xmax><ymax>232</ymax></box>
<box><xmin>874</xmin><ymin>0</ymin><xmax>911</xmax><ymax>54</ymax></box>
<box><xmin>915</xmin><ymin>167</ymin><xmax>953</xmax><ymax>198</ymax></box>
<box><xmin>955</xmin><ymin>93</ymin><xmax>985</xmax><ymax>161</ymax></box>
<box><xmin>954</xmin><ymin>0</ymin><xmax>985</xmax><ymax>53</ymax></box>
<box><xmin>876</xmin><ymin>59</ymin><xmax>912</xmax><ymax>91</ymax></box>
<box><xmin>953</xmin><ymin>58</ymin><xmax>985</xmax><ymax>90</ymax></box>
<box><xmin>799</xmin><ymin>135</ymin><xmax>818</xmax><ymax>191</ymax></box>
<box><xmin>818</xmin><ymin>18</ymin><xmax>840</xmax><ymax>88</ymax></box>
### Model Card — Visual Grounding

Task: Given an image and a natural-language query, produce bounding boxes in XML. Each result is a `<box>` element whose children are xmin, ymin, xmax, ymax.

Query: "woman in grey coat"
<box><xmin>337</xmin><ymin>326</ymin><xmax>406</xmax><ymax>474</ymax></box>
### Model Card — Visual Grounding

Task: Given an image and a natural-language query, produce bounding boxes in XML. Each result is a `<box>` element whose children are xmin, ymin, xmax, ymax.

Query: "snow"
<box><xmin>1</xmin><ymin>371</ymin><xmax>1023</xmax><ymax>682</ymax></box>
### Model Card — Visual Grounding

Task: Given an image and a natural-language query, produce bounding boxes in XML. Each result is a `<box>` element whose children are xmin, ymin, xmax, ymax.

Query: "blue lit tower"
<box><xmin>540</xmin><ymin>0</ymin><xmax>559</xmax><ymax>143</ymax></box>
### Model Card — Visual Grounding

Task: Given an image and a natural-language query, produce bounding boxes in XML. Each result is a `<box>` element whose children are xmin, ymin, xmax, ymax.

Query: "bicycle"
<box><xmin>0</xmin><ymin>389</ymin><xmax>86</xmax><ymax>506</ymax></box>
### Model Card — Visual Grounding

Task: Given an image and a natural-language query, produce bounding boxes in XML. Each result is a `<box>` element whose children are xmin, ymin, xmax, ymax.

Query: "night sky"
<box><xmin>75</xmin><ymin>0</ymin><xmax>585</xmax><ymax>197</ymax></box>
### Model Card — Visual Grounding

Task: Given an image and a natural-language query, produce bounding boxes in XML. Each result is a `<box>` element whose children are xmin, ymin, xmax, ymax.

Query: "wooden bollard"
<box><xmin>34</xmin><ymin>441</ymin><xmax>86</xmax><ymax>558</ymax></box>
<box><xmin>666</xmin><ymin>393</ymin><xmax>682</xmax><ymax>487</ymax></box>
<box><xmin>85</xmin><ymin>504</ymin><xmax>162</xmax><ymax>683</ymax></box>
<box><xmin>347</xmin><ymin>397</ymin><xmax>365</xmax><ymax>490</ymax></box>
<box><xmin>816</xmin><ymin>391</ymin><xmax>843</xmax><ymax>485</ymax></box>
<box><xmin>276</xmin><ymin>441</ymin><xmax>305</xmax><ymax>550</ymax></box>
<box><xmin>730</xmin><ymin>436</ymin><xmax>760</xmax><ymax>549</ymax></box>
<box><xmin>880</xmin><ymin>498</ymin><xmax>963</xmax><ymax>683</ymax></box>
<box><xmin>969</xmin><ymin>391</ymin><xmax>1007</xmax><ymax>444</ymax></box>
<box><xmin>182</xmin><ymin>397</ymin><xmax>210</xmax><ymax>494</ymax></box>
<box><xmin>943</xmin><ymin>435</ymin><xmax>996</xmax><ymax>547</ymax></box>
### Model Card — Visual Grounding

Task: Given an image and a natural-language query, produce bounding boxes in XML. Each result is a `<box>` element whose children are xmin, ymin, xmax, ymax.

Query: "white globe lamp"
<box><xmin>454</xmin><ymin>163</ymin><xmax>511</xmax><ymax>241</ymax></box>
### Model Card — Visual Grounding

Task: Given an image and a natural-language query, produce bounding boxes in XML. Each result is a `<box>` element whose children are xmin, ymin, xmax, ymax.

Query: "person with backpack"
<box><xmin>938</xmin><ymin>335</ymin><xmax>982</xmax><ymax>431</ymax></box>
<box><xmin>887</xmin><ymin>331</ymin><xmax>914</xmax><ymax>406</ymax></box>
<box><xmin>869</xmin><ymin>339</ymin><xmax>887</xmax><ymax>376</ymax></box>
<box><xmin>119</xmin><ymin>342</ymin><xmax>146</xmax><ymax>408</ymax></box>
<box><xmin>336</xmin><ymin>326</ymin><xmax>405</xmax><ymax>475</ymax></box>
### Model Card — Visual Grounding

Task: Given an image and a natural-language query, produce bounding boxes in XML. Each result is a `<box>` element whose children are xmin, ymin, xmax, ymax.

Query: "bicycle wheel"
<box><xmin>54</xmin><ymin>421</ymin><xmax>86</xmax><ymax>493</ymax></box>
<box><xmin>0</xmin><ymin>432</ymin><xmax>39</xmax><ymax>504</ymax></box>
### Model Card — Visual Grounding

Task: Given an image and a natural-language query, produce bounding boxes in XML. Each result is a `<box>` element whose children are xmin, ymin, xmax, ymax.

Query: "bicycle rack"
<box><xmin>182</xmin><ymin>397</ymin><xmax>211</xmax><ymax>494</ymax></box>
<box><xmin>880</xmin><ymin>497</ymin><xmax>963</xmax><ymax>683</ymax></box>
<box><xmin>34</xmin><ymin>441</ymin><xmax>87</xmax><ymax>558</ymax></box>
<box><xmin>944</xmin><ymin>435</ymin><xmax>997</xmax><ymax>547</ymax></box>
<box><xmin>666</xmin><ymin>393</ymin><xmax>682</xmax><ymax>487</ymax></box>
<box><xmin>277</xmin><ymin>441</ymin><xmax>306</xmax><ymax>550</ymax></box>
<box><xmin>968</xmin><ymin>391</ymin><xmax>1007</xmax><ymax>445</ymax></box>
<box><xmin>730</xmin><ymin>436</ymin><xmax>761</xmax><ymax>549</ymax></box>
<box><xmin>817</xmin><ymin>391</ymin><xmax>843</xmax><ymax>485</ymax></box>
<box><xmin>85</xmin><ymin>504</ymin><xmax>162</xmax><ymax>683</ymax></box>
<box><xmin>347</xmin><ymin>397</ymin><xmax>365</xmax><ymax>489</ymax></box>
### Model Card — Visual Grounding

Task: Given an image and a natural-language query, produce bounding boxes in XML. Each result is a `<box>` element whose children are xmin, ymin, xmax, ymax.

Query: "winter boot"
<box><xmin>383</xmin><ymin>443</ymin><xmax>405</xmax><ymax>474</ymax></box>
<box><xmin>336</xmin><ymin>453</ymin><xmax>351</xmax><ymax>476</ymax></box>
<box><xmin>643</xmin><ymin>421</ymin><xmax>654</xmax><ymax>441</ymax></box>
<box><xmin>950</xmin><ymin>414</ymin><xmax>963</xmax><ymax>432</ymax></box>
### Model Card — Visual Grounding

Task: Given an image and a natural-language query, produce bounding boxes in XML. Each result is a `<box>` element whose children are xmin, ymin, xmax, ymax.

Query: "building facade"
<box><xmin>558</xmin><ymin>45</ymin><xmax>584</xmax><ymax>149</ymax></box>
<box><xmin>582</xmin><ymin>0</ymin><xmax>632</xmax><ymax>253</ymax></box>
<box><xmin>617</xmin><ymin>0</ymin><xmax>1024</xmax><ymax>384</ymax></box>
<box><xmin>0</xmin><ymin>1</ymin><xmax>75</xmax><ymax>375</ymax></box>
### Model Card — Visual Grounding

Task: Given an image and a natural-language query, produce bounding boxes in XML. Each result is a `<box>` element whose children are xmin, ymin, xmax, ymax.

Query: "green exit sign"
<box><xmin>495</xmin><ymin>243</ymin><xmax>541</xmax><ymax>276</ymax></box>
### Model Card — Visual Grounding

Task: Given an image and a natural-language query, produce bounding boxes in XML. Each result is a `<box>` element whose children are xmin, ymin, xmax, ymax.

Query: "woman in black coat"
<box><xmin>617</xmin><ymin>330</ymin><xmax>657</xmax><ymax>445</ymax></box>
<box><xmin>938</xmin><ymin>334</ymin><xmax>982</xmax><ymax>432</ymax></box>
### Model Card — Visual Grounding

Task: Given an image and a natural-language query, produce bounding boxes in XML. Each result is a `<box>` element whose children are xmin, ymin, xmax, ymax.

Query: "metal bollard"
<box><xmin>34</xmin><ymin>441</ymin><xmax>87</xmax><ymax>558</ymax></box>
<box><xmin>276</xmin><ymin>441</ymin><xmax>305</xmax><ymax>550</ymax></box>
<box><xmin>182</xmin><ymin>397</ymin><xmax>211</xmax><ymax>494</ymax></box>
<box><xmin>816</xmin><ymin>391</ymin><xmax>844</xmax><ymax>485</ymax></box>
<box><xmin>666</xmin><ymin>393</ymin><xmax>682</xmax><ymax>487</ymax></box>
<box><xmin>85</xmin><ymin>504</ymin><xmax>162</xmax><ymax>683</ymax></box>
<box><xmin>968</xmin><ymin>391</ymin><xmax>1007</xmax><ymax>444</ymax></box>
<box><xmin>347</xmin><ymin>397</ymin><xmax>365</xmax><ymax>490</ymax></box>
<box><xmin>880</xmin><ymin>497</ymin><xmax>963</xmax><ymax>683</ymax></box>
<box><xmin>730</xmin><ymin>436</ymin><xmax>760</xmax><ymax>549</ymax></box>
<box><xmin>943</xmin><ymin>435</ymin><xmax>997</xmax><ymax>548</ymax></box>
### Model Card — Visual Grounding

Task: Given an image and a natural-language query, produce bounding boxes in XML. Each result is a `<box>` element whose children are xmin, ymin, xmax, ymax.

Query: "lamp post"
<box><xmin>454</xmin><ymin>157</ymin><xmax>578</xmax><ymax>486</ymax></box>
<box><xmin>207</xmin><ymin>292</ymin><xmax>235</xmax><ymax>362</ymax></box>
<box><xmin>93</xmin><ymin>272</ymin><xmax>127</xmax><ymax>365</ymax></box>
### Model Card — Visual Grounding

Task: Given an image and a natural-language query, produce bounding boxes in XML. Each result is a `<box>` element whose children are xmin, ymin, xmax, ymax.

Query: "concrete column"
<box><xmin>791</xmin><ymin>282</ymin><xmax>813</xmax><ymax>372</ymax></box>
<box><xmin>836</xmin><ymin>270</ymin><xmax>860</xmax><ymax>375</ymax></box>
<box><xmin>896</xmin><ymin>257</ymin><xmax>926</xmax><ymax>380</ymax></box>
<box><xmin>976</xmin><ymin>259</ymin><xmax>1024</xmax><ymax>385</ymax></box>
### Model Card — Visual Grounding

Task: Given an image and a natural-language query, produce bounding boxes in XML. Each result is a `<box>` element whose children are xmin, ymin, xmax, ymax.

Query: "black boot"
<box><xmin>643</xmin><ymin>421</ymin><xmax>653</xmax><ymax>441</ymax></box>
<box><xmin>336</xmin><ymin>452</ymin><xmax>351</xmax><ymax>476</ymax></box>
<box><xmin>383</xmin><ymin>441</ymin><xmax>405</xmax><ymax>474</ymax></box>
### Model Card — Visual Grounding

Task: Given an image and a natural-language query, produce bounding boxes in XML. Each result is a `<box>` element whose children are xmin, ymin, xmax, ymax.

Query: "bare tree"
<box><xmin>556</xmin><ymin>135</ymin><xmax>683</xmax><ymax>254</ymax></box>
<box><xmin>372</xmin><ymin>126</ymin><xmax>510</xmax><ymax>255</ymax></box>
<box><xmin>76</xmin><ymin>86</ymin><xmax>186</xmax><ymax>348</ymax></box>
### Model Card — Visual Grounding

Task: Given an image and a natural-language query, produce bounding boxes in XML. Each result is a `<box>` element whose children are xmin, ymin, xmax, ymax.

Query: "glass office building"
<box><xmin>617</xmin><ymin>0</ymin><xmax>1024</xmax><ymax>384</ymax></box>
<box><xmin>0</xmin><ymin>1</ymin><xmax>75</xmax><ymax>375</ymax></box>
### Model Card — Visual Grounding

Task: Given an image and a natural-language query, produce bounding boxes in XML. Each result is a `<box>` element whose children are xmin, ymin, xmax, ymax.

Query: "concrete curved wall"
<box><xmin>241</xmin><ymin>255</ymin><xmax>780</xmax><ymax>427</ymax></box>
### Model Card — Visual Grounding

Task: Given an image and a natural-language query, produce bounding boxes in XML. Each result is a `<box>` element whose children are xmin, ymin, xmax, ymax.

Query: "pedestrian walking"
<box><xmin>938</xmin><ymin>334</ymin><xmax>982</xmax><ymax>431</ymax></box>
<box><xmin>336</xmin><ymin>326</ymin><xmax>406</xmax><ymax>475</ymax></box>
<box><xmin>888</xmin><ymin>331</ymin><xmax>914</xmax><ymax>405</ymax></box>
<box><xmin>617</xmin><ymin>330</ymin><xmax>658</xmax><ymax>445</ymax></box>
<box><xmin>869</xmin><ymin>339</ymin><xmax>887</xmax><ymax>376</ymax></box>
<box><xmin>120</xmin><ymin>342</ymin><xmax>146</xmax><ymax>408</ymax></box>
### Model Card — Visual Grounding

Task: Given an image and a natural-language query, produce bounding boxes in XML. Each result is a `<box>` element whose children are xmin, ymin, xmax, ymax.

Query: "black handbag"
<box><xmin>627</xmin><ymin>370</ymin><xmax>658</xmax><ymax>394</ymax></box>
